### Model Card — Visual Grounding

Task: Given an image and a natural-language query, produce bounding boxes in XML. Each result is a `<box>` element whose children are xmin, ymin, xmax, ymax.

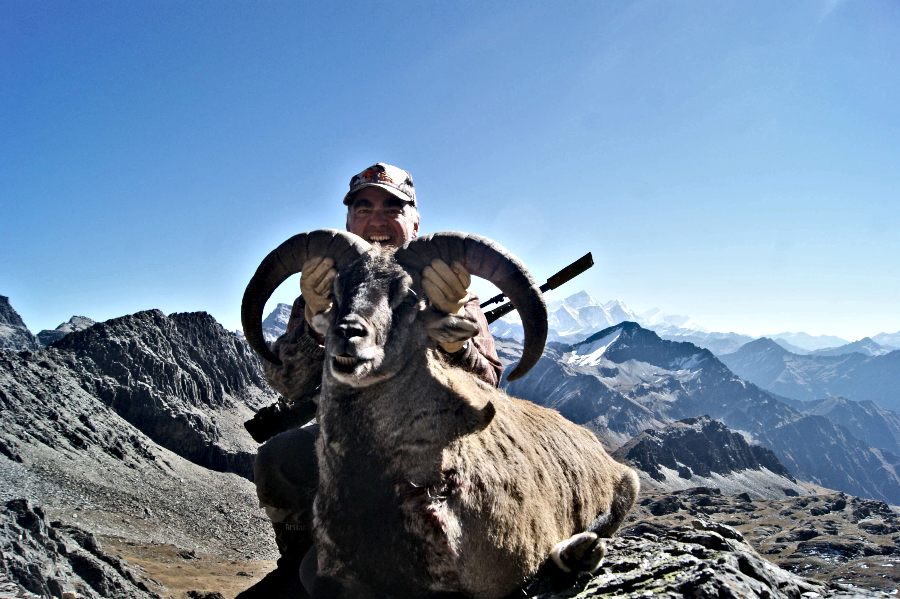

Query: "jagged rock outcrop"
<box><xmin>49</xmin><ymin>309</ymin><xmax>276</xmax><ymax>478</ymax></box>
<box><xmin>614</xmin><ymin>417</ymin><xmax>806</xmax><ymax>498</ymax></box>
<box><xmin>0</xmin><ymin>295</ymin><xmax>39</xmax><ymax>351</ymax></box>
<box><xmin>0</xmin><ymin>499</ymin><xmax>160</xmax><ymax>599</ymax></box>
<box><xmin>37</xmin><ymin>315</ymin><xmax>96</xmax><ymax>347</ymax></box>
<box><xmin>530</xmin><ymin>518</ymin><xmax>874</xmax><ymax>598</ymax></box>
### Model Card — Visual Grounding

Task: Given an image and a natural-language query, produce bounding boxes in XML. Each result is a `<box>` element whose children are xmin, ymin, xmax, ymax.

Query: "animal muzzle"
<box><xmin>329</xmin><ymin>315</ymin><xmax>377</xmax><ymax>374</ymax></box>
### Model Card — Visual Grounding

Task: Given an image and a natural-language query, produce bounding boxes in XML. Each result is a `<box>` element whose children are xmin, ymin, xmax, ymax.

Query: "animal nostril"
<box><xmin>337</xmin><ymin>321</ymin><xmax>367</xmax><ymax>340</ymax></box>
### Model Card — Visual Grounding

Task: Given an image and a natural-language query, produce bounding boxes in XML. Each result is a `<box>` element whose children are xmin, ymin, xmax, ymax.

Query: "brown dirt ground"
<box><xmin>101</xmin><ymin>536</ymin><xmax>274</xmax><ymax>599</ymax></box>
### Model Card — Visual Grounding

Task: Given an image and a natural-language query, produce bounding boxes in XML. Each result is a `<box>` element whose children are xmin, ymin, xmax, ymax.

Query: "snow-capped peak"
<box><xmin>564</xmin><ymin>329</ymin><xmax>622</xmax><ymax>366</ymax></box>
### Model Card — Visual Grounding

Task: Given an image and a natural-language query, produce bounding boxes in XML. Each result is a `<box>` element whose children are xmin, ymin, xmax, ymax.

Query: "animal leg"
<box><xmin>550</xmin><ymin>531</ymin><xmax>606</xmax><ymax>574</ymax></box>
<box><xmin>595</xmin><ymin>468</ymin><xmax>640</xmax><ymax>538</ymax></box>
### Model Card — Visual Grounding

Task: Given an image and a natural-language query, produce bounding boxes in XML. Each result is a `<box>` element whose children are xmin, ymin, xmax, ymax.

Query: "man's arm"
<box><xmin>440</xmin><ymin>294</ymin><xmax>503</xmax><ymax>387</ymax></box>
<box><xmin>422</xmin><ymin>259</ymin><xmax>503</xmax><ymax>388</ymax></box>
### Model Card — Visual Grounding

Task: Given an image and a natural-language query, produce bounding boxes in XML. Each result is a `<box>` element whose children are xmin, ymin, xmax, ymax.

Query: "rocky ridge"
<box><xmin>1</xmin><ymin>295</ymin><xmax>40</xmax><ymax>351</ymax></box>
<box><xmin>0</xmin><ymin>307</ymin><xmax>280</xmax><ymax>572</ymax></box>
<box><xmin>614</xmin><ymin>416</ymin><xmax>807</xmax><ymax>498</ymax></box>
<box><xmin>0</xmin><ymin>345</ymin><xmax>274</xmax><ymax>562</ymax></box>
<box><xmin>50</xmin><ymin>309</ymin><xmax>275</xmax><ymax>478</ymax></box>
<box><xmin>37</xmin><ymin>316</ymin><xmax>97</xmax><ymax>347</ymax></box>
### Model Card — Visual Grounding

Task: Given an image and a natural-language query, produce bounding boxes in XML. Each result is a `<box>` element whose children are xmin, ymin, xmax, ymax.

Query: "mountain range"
<box><xmin>0</xmin><ymin>300</ymin><xmax>277</xmax><ymax>559</ymax></box>
<box><xmin>488</xmin><ymin>291</ymin><xmax>900</xmax><ymax>357</ymax></box>
<box><xmin>500</xmin><ymin>322</ymin><xmax>900</xmax><ymax>504</ymax></box>
<box><xmin>721</xmin><ymin>338</ymin><xmax>900</xmax><ymax>412</ymax></box>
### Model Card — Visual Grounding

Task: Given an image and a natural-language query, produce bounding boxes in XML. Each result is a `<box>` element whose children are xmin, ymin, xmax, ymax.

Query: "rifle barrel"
<box><xmin>481</xmin><ymin>252</ymin><xmax>594</xmax><ymax>309</ymax></box>
<box><xmin>483</xmin><ymin>252</ymin><xmax>594</xmax><ymax>324</ymax></box>
<box><xmin>542</xmin><ymin>252</ymin><xmax>594</xmax><ymax>291</ymax></box>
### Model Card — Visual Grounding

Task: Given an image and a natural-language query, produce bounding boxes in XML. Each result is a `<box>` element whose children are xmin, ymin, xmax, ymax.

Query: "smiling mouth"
<box><xmin>367</xmin><ymin>235</ymin><xmax>391</xmax><ymax>243</ymax></box>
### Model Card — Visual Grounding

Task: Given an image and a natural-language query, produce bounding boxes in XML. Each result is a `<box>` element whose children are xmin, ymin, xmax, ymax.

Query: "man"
<box><xmin>239</xmin><ymin>163</ymin><xmax>502</xmax><ymax>598</ymax></box>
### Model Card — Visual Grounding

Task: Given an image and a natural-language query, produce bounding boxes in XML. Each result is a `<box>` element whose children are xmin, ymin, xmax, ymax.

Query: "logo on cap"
<box><xmin>344</xmin><ymin>162</ymin><xmax>417</xmax><ymax>207</ymax></box>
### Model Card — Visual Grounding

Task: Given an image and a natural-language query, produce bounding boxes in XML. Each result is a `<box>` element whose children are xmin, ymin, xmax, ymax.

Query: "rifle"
<box><xmin>481</xmin><ymin>252</ymin><xmax>594</xmax><ymax>324</ymax></box>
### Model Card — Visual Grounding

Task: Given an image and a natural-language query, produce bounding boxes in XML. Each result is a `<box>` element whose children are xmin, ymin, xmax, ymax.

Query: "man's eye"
<box><xmin>386</xmin><ymin>209</ymin><xmax>403</xmax><ymax>217</ymax></box>
<box><xmin>356</xmin><ymin>208</ymin><xmax>372</xmax><ymax>216</ymax></box>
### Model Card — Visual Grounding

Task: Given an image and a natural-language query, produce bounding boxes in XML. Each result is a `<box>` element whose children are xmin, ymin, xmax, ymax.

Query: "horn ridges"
<box><xmin>398</xmin><ymin>232</ymin><xmax>547</xmax><ymax>380</ymax></box>
<box><xmin>241</xmin><ymin>229</ymin><xmax>369</xmax><ymax>365</ymax></box>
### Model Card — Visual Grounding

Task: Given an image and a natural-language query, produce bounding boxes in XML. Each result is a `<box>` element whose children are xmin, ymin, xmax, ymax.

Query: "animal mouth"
<box><xmin>331</xmin><ymin>353</ymin><xmax>372</xmax><ymax>374</ymax></box>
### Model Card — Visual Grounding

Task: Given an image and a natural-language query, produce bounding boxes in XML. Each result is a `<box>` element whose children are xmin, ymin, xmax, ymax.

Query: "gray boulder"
<box><xmin>532</xmin><ymin>519</ymin><xmax>879</xmax><ymax>598</ymax></box>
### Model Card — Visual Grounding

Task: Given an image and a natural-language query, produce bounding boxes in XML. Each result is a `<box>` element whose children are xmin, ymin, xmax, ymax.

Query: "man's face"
<box><xmin>346</xmin><ymin>187</ymin><xmax>420</xmax><ymax>247</ymax></box>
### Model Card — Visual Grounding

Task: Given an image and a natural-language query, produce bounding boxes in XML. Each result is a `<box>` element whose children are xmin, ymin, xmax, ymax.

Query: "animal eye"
<box><xmin>389</xmin><ymin>279</ymin><xmax>417</xmax><ymax>310</ymax></box>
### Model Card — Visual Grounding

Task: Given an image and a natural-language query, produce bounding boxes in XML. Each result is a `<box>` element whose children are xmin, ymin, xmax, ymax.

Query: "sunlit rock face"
<box><xmin>0</xmin><ymin>295</ymin><xmax>39</xmax><ymax>351</ymax></box>
<box><xmin>613</xmin><ymin>416</ymin><xmax>806</xmax><ymax>499</ymax></box>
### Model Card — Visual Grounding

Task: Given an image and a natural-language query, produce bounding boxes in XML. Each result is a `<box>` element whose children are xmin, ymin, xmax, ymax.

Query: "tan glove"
<box><xmin>422</xmin><ymin>259</ymin><xmax>471</xmax><ymax>353</ymax></box>
<box><xmin>300</xmin><ymin>257</ymin><xmax>336</xmax><ymax>329</ymax></box>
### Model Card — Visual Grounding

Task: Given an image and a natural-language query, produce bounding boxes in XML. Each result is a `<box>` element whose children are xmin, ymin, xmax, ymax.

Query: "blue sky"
<box><xmin>2</xmin><ymin>0</ymin><xmax>898</xmax><ymax>341</ymax></box>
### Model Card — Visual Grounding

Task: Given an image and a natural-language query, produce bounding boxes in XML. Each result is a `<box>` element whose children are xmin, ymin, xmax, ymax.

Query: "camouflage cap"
<box><xmin>343</xmin><ymin>162</ymin><xmax>417</xmax><ymax>207</ymax></box>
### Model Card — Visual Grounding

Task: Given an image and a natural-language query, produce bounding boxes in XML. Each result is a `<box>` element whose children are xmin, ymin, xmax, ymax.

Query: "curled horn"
<box><xmin>396</xmin><ymin>232</ymin><xmax>547</xmax><ymax>381</ymax></box>
<box><xmin>241</xmin><ymin>229</ymin><xmax>371</xmax><ymax>365</ymax></box>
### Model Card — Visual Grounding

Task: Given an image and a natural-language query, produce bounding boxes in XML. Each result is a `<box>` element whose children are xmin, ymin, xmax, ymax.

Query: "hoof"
<box><xmin>550</xmin><ymin>532</ymin><xmax>606</xmax><ymax>573</ymax></box>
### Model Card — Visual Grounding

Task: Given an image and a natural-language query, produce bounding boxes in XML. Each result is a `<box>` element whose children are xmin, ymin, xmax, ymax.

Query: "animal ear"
<box><xmin>455</xmin><ymin>393</ymin><xmax>495</xmax><ymax>430</ymax></box>
<box><xmin>470</xmin><ymin>397</ymin><xmax>495</xmax><ymax>428</ymax></box>
<box><xmin>423</xmin><ymin>310</ymin><xmax>479</xmax><ymax>344</ymax></box>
